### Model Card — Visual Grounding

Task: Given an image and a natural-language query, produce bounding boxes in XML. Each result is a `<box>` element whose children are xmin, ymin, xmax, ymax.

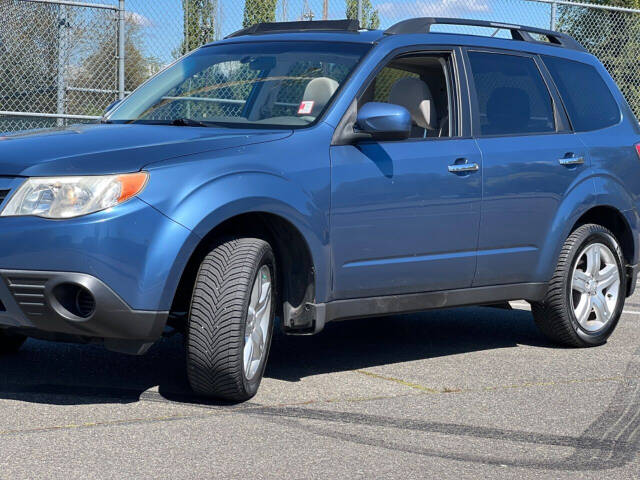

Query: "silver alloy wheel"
<box><xmin>570</xmin><ymin>242</ymin><xmax>621</xmax><ymax>332</ymax></box>
<box><xmin>243</xmin><ymin>265</ymin><xmax>272</xmax><ymax>381</ymax></box>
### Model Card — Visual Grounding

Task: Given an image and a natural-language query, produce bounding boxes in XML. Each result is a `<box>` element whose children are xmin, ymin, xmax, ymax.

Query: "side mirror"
<box><xmin>355</xmin><ymin>102</ymin><xmax>411</xmax><ymax>141</ymax></box>
<box><xmin>104</xmin><ymin>98</ymin><xmax>123</xmax><ymax>115</ymax></box>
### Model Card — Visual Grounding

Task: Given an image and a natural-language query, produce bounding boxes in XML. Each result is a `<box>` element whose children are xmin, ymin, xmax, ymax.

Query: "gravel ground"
<box><xmin>0</xmin><ymin>287</ymin><xmax>638</xmax><ymax>479</ymax></box>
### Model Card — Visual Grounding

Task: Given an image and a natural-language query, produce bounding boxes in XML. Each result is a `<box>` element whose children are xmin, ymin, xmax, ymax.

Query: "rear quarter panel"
<box><xmin>583</xmin><ymin>121</ymin><xmax>640</xmax><ymax>265</ymax></box>
<box><xmin>577</xmin><ymin>59</ymin><xmax>640</xmax><ymax>266</ymax></box>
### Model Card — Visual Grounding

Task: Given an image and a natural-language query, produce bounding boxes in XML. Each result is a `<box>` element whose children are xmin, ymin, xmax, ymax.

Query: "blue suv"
<box><xmin>1</xmin><ymin>18</ymin><xmax>639</xmax><ymax>401</ymax></box>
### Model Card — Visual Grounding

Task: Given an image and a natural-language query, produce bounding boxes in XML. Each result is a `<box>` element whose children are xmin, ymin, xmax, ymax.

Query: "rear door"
<box><xmin>466</xmin><ymin>49</ymin><xmax>589</xmax><ymax>286</ymax></box>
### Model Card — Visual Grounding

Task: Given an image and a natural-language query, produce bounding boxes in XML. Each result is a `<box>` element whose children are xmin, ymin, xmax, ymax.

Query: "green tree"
<box><xmin>557</xmin><ymin>0</ymin><xmax>640</xmax><ymax>116</ymax></box>
<box><xmin>243</xmin><ymin>0</ymin><xmax>277</xmax><ymax>28</ymax></box>
<box><xmin>345</xmin><ymin>0</ymin><xmax>380</xmax><ymax>29</ymax></box>
<box><xmin>177</xmin><ymin>0</ymin><xmax>216</xmax><ymax>56</ymax></box>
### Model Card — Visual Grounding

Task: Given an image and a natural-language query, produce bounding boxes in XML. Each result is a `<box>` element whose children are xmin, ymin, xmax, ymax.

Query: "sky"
<box><xmin>120</xmin><ymin>0</ymin><xmax>556</xmax><ymax>64</ymax></box>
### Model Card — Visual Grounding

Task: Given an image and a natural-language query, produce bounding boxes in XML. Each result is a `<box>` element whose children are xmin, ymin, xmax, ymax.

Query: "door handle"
<box><xmin>448</xmin><ymin>161</ymin><xmax>479</xmax><ymax>174</ymax></box>
<box><xmin>558</xmin><ymin>155</ymin><xmax>584</xmax><ymax>166</ymax></box>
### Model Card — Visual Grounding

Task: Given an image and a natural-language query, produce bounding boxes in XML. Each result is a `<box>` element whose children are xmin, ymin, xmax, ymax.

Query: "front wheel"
<box><xmin>186</xmin><ymin>237</ymin><xmax>276</xmax><ymax>401</ymax></box>
<box><xmin>532</xmin><ymin>224</ymin><xmax>626</xmax><ymax>347</ymax></box>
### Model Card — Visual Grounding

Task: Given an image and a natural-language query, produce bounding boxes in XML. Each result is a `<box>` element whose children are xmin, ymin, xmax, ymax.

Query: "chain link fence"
<box><xmin>1</xmin><ymin>0</ymin><xmax>640</xmax><ymax>133</ymax></box>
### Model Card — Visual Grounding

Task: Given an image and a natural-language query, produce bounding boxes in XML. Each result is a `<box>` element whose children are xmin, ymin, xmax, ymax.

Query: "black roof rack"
<box><xmin>226</xmin><ymin>19</ymin><xmax>360</xmax><ymax>39</ymax></box>
<box><xmin>384</xmin><ymin>17</ymin><xmax>586</xmax><ymax>52</ymax></box>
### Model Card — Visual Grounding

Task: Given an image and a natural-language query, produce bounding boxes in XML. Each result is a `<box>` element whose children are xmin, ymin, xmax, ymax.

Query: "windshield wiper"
<box><xmin>171</xmin><ymin>118</ymin><xmax>211</xmax><ymax>127</ymax></box>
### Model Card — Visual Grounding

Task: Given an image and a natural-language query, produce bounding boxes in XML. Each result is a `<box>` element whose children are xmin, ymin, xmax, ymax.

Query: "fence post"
<box><xmin>56</xmin><ymin>5</ymin><xmax>68</xmax><ymax>127</ymax></box>
<box><xmin>118</xmin><ymin>0</ymin><xmax>125</xmax><ymax>100</ymax></box>
<box><xmin>550</xmin><ymin>1</ymin><xmax>557</xmax><ymax>30</ymax></box>
<box><xmin>357</xmin><ymin>0</ymin><xmax>363</xmax><ymax>27</ymax></box>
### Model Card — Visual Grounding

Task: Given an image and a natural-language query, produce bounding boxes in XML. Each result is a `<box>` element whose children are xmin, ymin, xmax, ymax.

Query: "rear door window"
<box><xmin>468</xmin><ymin>51</ymin><xmax>556</xmax><ymax>136</ymax></box>
<box><xmin>542</xmin><ymin>55</ymin><xmax>620</xmax><ymax>132</ymax></box>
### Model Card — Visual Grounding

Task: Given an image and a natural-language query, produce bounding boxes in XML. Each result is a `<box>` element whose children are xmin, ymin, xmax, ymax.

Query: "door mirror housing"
<box><xmin>355</xmin><ymin>102</ymin><xmax>412</xmax><ymax>141</ymax></box>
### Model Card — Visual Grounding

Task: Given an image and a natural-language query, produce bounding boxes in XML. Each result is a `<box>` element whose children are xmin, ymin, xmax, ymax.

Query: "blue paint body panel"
<box><xmin>0</xmin><ymin>26</ymin><xmax>638</xmax><ymax>341</ymax></box>
<box><xmin>0</xmin><ymin>124</ymin><xmax>291</xmax><ymax>176</ymax></box>
<box><xmin>0</xmin><ymin>197</ymin><xmax>196</xmax><ymax>311</ymax></box>
<box><xmin>473</xmin><ymin>133</ymin><xmax>590</xmax><ymax>285</ymax></box>
<box><xmin>330</xmin><ymin>138</ymin><xmax>482</xmax><ymax>299</ymax></box>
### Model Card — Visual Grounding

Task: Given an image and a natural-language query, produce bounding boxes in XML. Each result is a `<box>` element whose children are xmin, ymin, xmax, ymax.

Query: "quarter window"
<box><xmin>542</xmin><ymin>55</ymin><xmax>620</xmax><ymax>132</ymax></box>
<box><xmin>468</xmin><ymin>52</ymin><xmax>555</xmax><ymax>136</ymax></box>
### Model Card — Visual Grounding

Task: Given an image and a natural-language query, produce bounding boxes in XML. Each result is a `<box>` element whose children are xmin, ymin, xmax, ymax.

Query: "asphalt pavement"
<box><xmin>0</xmin><ymin>286</ymin><xmax>639</xmax><ymax>479</ymax></box>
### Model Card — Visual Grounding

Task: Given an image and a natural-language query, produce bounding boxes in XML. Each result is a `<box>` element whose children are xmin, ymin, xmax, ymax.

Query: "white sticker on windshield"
<box><xmin>298</xmin><ymin>101</ymin><xmax>315</xmax><ymax>115</ymax></box>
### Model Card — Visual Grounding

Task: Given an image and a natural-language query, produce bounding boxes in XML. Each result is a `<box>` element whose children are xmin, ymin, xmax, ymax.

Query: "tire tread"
<box><xmin>532</xmin><ymin>223</ymin><xmax>624</xmax><ymax>347</ymax></box>
<box><xmin>186</xmin><ymin>237</ymin><xmax>272</xmax><ymax>401</ymax></box>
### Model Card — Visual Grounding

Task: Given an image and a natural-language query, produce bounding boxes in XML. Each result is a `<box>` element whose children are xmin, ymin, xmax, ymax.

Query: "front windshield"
<box><xmin>108</xmin><ymin>41</ymin><xmax>371</xmax><ymax>128</ymax></box>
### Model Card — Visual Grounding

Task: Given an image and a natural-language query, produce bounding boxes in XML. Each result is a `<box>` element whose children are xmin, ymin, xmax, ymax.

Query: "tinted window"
<box><xmin>468</xmin><ymin>52</ymin><xmax>555</xmax><ymax>136</ymax></box>
<box><xmin>542</xmin><ymin>56</ymin><xmax>620</xmax><ymax>132</ymax></box>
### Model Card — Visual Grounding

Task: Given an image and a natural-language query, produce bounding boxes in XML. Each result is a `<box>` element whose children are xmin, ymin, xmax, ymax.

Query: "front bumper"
<box><xmin>0</xmin><ymin>197</ymin><xmax>197</xmax><ymax>311</ymax></box>
<box><xmin>0</xmin><ymin>269</ymin><xmax>167</xmax><ymax>354</ymax></box>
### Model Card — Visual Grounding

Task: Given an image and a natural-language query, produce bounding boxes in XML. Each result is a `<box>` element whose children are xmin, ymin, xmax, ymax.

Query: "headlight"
<box><xmin>0</xmin><ymin>172</ymin><xmax>148</xmax><ymax>218</ymax></box>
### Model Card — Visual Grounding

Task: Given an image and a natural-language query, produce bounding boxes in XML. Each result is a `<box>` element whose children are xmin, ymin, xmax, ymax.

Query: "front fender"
<box><xmin>139</xmin><ymin>151</ymin><xmax>331</xmax><ymax>302</ymax></box>
<box><xmin>183</xmin><ymin>173</ymin><xmax>329</xmax><ymax>300</ymax></box>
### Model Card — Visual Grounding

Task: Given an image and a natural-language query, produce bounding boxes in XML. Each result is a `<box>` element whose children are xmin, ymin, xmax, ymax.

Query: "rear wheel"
<box><xmin>186</xmin><ymin>237</ymin><xmax>275</xmax><ymax>401</ymax></box>
<box><xmin>0</xmin><ymin>331</ymin><xmax>26</xmax><ymax>355</ymax></box>
<box><xmin>532</xmin><ymin>224</ymin><xmax>626</xmax><ymax>347</ymax></box>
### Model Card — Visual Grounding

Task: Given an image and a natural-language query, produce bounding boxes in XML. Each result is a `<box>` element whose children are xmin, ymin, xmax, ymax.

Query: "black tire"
<box><xmin>186</xmin><ymin>237</ymin><xmax>276</xmax><ymax>401</ymax></box>
<box><xmin>532</xmin><ymin>224</ymin><xmax>626</xmax><ymax>347</ymax></box>
<box><xmin>0</xmin><ymin>331</ymin><xmax>26</xmax><ymax>355</ymax></box>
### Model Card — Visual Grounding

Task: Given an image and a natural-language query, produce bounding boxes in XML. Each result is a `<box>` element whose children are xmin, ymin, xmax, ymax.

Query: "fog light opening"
<box><xmin>52</xmin><ymin>283</ymin><xmax>96</xmax><ymax>319</ymax></box>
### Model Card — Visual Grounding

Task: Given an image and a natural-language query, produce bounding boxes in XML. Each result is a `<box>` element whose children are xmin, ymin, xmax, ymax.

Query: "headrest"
<box><xmin>389</xmin><ymin>77</ymin><xmax>437</xmax><ymax>130</ymax></box>
<box><xmin>302</xmin><ymin>77</ymin><xmax>339</xmax><ymax>116</ymax></box>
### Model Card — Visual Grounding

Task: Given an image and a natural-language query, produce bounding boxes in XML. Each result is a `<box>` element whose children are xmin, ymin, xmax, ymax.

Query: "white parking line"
<box><xmin>509</xmin><ymin>302</ymin><xmax>531</xmax><ymax>310</ymax></box>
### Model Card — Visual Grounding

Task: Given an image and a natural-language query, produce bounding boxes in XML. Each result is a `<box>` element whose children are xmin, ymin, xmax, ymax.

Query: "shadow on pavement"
<box><xmin>0</xmin><ymin>306</ymin><xmax>637</xmax><ymax>471</ymax></box>
<box><xmin>0</xmin><ymin>306</ymin><xmax>546</xmax><ymax>405</ymax></box>
<box><xmin>266</xmin><ymin>306</ymin><xmax>550</xmax><ymax>382</ymax></box>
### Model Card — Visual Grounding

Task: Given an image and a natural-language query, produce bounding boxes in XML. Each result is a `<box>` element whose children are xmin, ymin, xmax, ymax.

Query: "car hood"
<box><xmin>0</xmin><ymin>123</ymin><xmax>292</xmax><ymax>176</ymax></box>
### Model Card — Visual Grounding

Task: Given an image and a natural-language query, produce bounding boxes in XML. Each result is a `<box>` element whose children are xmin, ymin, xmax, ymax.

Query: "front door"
<box><xmin>330</xmin><ymin>139</ymin><xmax>483</xmax><ymax>299</ymax></box>
<box><xmin>330</xmin><ymin>50</ymin><xmax>481</xmax><ymax>300</ymax></box>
